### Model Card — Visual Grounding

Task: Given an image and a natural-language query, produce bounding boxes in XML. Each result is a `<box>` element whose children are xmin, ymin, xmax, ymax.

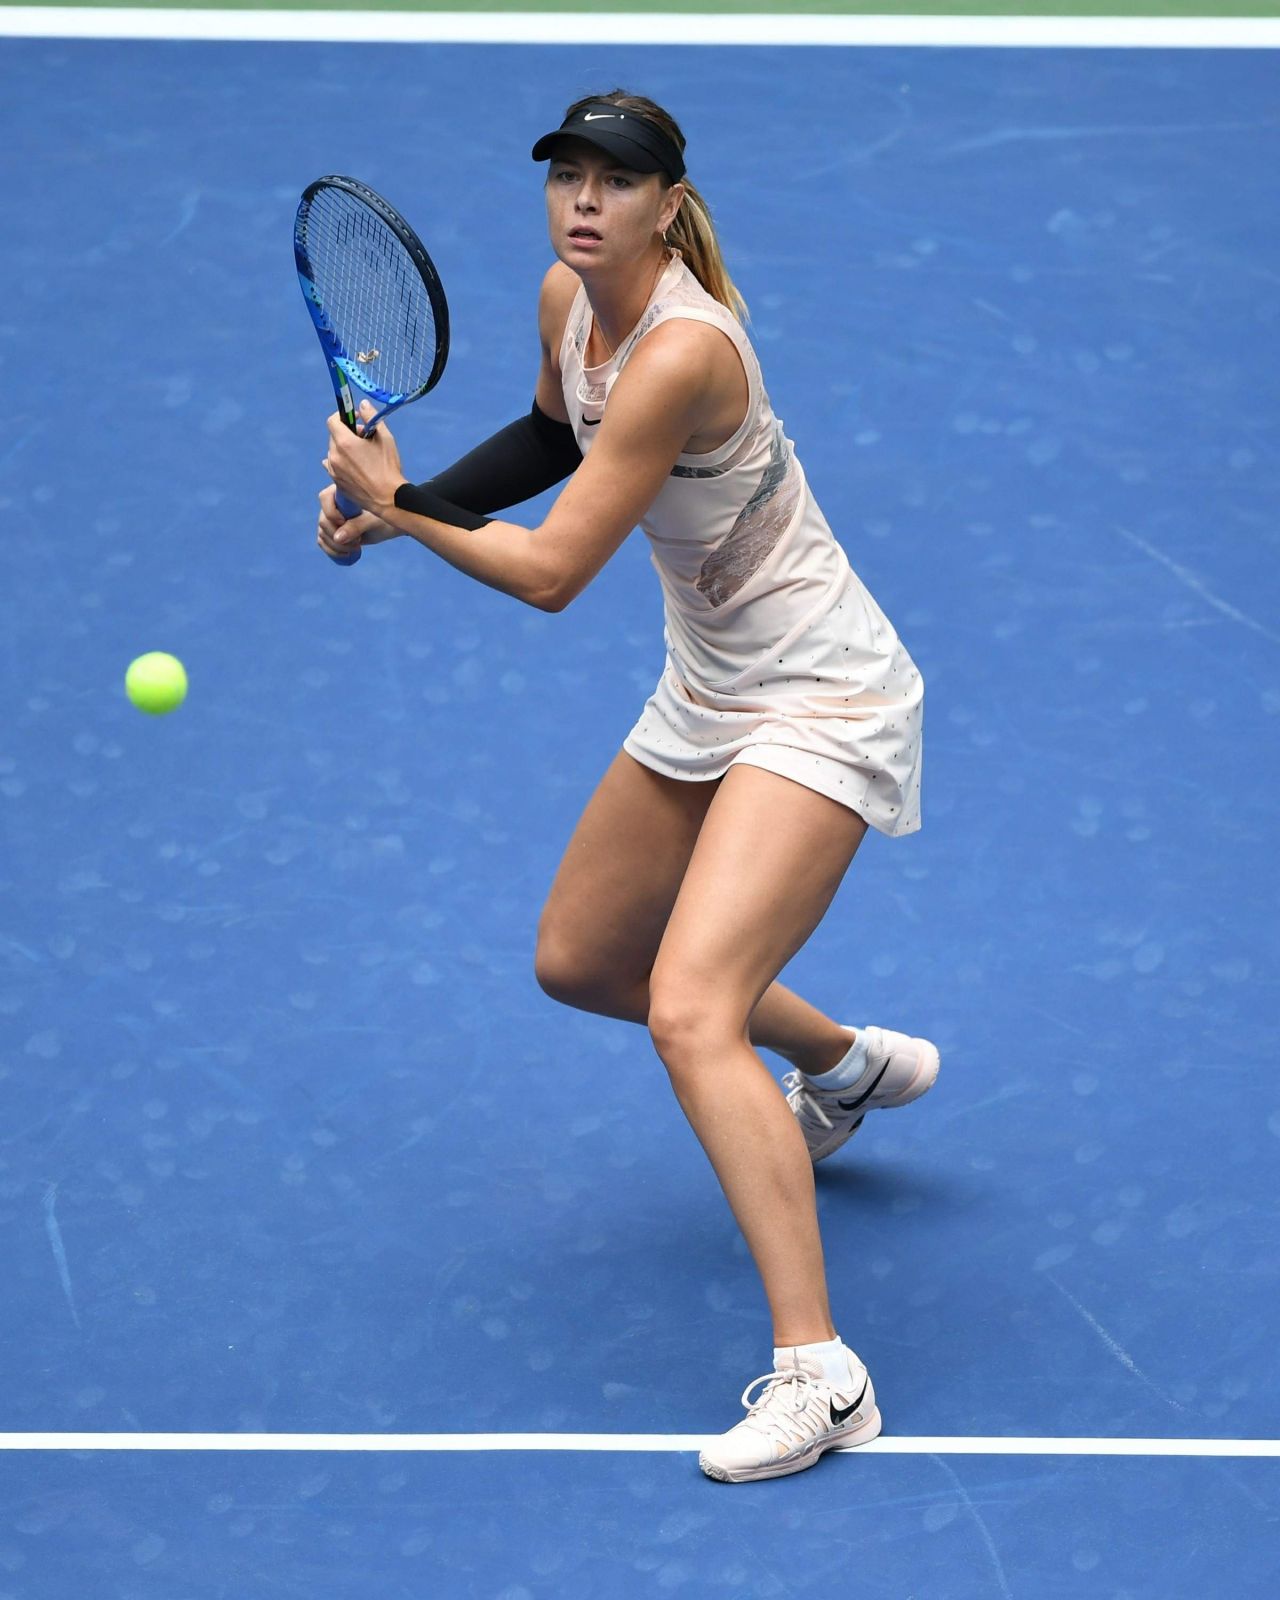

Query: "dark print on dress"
<box><xmin>695</xmin><ymin>421</ymin><xmax>801</xmax><ymax>606</ymax></box>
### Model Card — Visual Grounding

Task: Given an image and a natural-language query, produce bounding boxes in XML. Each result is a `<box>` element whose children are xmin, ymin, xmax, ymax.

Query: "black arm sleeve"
<box><xmin>392</xmin><ymin>481</ymin><xmax>493</xmax><ymax>531</ymax></box>
<box><xmin>399</xmin><ymin>399</ymin><xmax>583</xmax><ymax>522</ymax></box>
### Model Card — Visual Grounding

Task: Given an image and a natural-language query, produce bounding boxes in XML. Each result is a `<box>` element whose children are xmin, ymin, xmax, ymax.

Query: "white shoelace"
<box><xmin>735</xmin><ymin>1366</ymin><xmax>836</xmax><ymax>1454</ymax></box>
<box><xmin>781</xmin><ymin>1071</ymin><xmax>842</xmax><ymax>1132</ymax></box>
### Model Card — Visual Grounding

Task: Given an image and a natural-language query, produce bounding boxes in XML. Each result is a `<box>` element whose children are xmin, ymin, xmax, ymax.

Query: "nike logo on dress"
<box><xmin>830</xmin><ymin>1378</ymin><xmax>869</xmax><ymax>1427</ymax></box>
<box><xmin>582</xmin><ymin>416</ymin><xmax>601</xmax><ymax>426</ymax></box>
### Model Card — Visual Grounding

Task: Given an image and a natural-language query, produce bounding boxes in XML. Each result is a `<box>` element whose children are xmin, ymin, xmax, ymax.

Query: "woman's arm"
<box><xmin>402</xmin><ymin>263</ymin><xmax>583</xmax><ymax>516</ymax></box>
<box><xmin>324</xmin><ymin>296</ymin><xmax>730</xmax><ymax>611</ymax></box>
<box><xmin>523</xmin><ymin>318</ymin><xmax>726</xmax><ymax>609</ymax></box>
<box><xmin>401</xmin><ymin>402</ymin><xmax>579</xmax><ymax>518</ymax></box>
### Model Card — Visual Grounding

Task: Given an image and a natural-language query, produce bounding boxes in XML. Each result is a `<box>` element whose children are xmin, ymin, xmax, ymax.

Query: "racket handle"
<box><xmin>329</xmin><ymin>489</ymin><xmax>363</xmax><ymax>566</ymax></box>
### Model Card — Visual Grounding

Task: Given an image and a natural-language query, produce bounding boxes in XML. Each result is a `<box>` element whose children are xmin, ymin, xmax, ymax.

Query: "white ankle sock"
<box><xmin>801</xmin><ymin>1027</ymin><xmax>870</xmax><ymax>1092</ymax></box>
<box><xmin>775</xmin><ymin>1335</ymin><xmax>853</xmax><ymax>1389</ymax></box>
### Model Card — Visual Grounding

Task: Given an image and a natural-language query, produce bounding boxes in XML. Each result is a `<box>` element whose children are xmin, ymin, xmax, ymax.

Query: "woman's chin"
<box><xmin>556</xmin><ymin>242</ymin><xmax>607</xmax><ymax>274</ymax></box>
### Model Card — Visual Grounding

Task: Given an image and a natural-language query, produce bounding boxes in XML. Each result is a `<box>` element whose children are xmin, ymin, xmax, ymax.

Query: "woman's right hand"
<box><xmin>316</xmin><ymin>484</ymin><xmax>400</xmax><ymax>560</ymax></box>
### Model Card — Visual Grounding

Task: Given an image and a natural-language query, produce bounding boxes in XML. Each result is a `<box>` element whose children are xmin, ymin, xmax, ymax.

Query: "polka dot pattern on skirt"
<box><xmin>624</xmin><ymin>566</ymin><xmax>923</xmax><ymax>838</ymax></box>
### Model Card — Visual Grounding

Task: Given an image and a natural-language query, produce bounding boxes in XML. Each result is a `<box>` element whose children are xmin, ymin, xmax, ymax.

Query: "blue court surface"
<box><xmin>2</xmin><ymin>29</ymin><xmax>1279</xmax><ymax>1599</ymax></box>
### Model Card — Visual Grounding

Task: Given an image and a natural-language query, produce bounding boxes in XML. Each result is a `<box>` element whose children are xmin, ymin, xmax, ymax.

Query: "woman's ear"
<box><xmin>661</xmin><ymin>183</ymin><xmax>686</xmax><ymax>236</ymax></box>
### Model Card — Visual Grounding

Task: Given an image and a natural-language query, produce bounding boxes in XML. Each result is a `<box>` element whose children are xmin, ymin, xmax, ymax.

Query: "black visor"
<box><xmin>531</xmin><ymin>103</ymin><xmax>686</xmax><ymax>184</ymax></box>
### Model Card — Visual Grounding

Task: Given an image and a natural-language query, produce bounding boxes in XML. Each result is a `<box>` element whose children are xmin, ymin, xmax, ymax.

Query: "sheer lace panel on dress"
<box><xmin>695</xmin><ymin>421</ymin><xmax>801</xmax><ymax>607</ymax></box>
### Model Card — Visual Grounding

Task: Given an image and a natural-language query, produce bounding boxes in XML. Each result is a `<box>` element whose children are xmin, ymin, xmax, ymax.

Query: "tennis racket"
<box><xmin>294</xmin><ymin>174</ymin><xmax>450</xmax><ymax>566</ymax></box>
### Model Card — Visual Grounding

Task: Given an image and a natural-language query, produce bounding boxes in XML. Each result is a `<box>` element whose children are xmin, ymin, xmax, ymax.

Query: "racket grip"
<box><xmin>330</xmin><ymin>489</ymin><xmax>363</xmax><ymax>566</ymax></box>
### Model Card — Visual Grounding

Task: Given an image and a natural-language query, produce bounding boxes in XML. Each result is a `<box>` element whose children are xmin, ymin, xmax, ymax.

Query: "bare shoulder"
<box><xmin>538</xmin><ymin>261</ymin><xmax>582</xmax><ymax>352</ymax></box>
<box><xmin>619</xmin><ymin>315</ymin><xmax>743</xmax><ymax>401</ymax></box>
<box><xmin>636</xmin><ymin>313</ymin><xmax>737</xmax><ymax>365</ymax></box>
<box><xmin>614</xmin><ymin>315</ymin><xmax>749</xmax><ymax>452</ymax></box>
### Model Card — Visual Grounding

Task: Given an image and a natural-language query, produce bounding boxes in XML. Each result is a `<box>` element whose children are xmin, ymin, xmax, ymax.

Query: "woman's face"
<box><xmin>545</xmin><ymin>137</ymin><xmax>682</xmax><ymax>272</ymax></box>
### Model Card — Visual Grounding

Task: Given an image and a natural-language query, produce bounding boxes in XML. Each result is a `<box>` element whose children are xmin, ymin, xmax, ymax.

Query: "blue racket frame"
<box><xmin>294</xmin><ymin>174</ymin><xmax>450</xmax><ymax>565</ymax></box>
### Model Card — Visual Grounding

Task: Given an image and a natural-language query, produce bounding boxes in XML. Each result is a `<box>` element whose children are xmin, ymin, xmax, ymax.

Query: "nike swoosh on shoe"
<box><xmin>830</xmin><ymin>1378</ymin><xmax>869</xmax><ymax>1427</ymax></box>
<box><xmin>835</xmin><ymin>1063</ymin><xmax>889</xmax><ymax>1111</ymax></box>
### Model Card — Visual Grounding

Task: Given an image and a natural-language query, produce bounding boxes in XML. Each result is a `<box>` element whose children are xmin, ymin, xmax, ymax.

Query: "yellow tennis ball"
<box><xmin>125</xmin><ymin>652</ymin><xmax>188</xmax><ymax>715</ymax></box>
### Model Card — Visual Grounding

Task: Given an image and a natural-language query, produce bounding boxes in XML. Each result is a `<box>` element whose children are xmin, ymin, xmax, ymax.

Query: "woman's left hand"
<box><xmin>323</xmin><ymin>399</ymin><xmax>404</xmax><ymax>518</ymax></box>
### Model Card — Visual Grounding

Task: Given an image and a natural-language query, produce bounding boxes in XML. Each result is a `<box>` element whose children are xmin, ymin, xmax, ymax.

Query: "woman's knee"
<box><xmin>534</xmin><ymin>924</ymin><xmax>639</xmax><ymax>1014</ymax></box>
<box><xmin>647</xmin><ymin>978</ymin><xmax>743</xmax><ymax>1067</ymax></box>
<box><xmin>533</xmin><ymin>927</ymin><xmax>590</xmax><ymax>1005</ymax></box>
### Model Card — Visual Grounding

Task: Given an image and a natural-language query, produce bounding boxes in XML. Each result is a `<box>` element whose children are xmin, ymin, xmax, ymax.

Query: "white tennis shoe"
<box><xmin>699</xmin><ymin>1345</ymin><xmax>881</xmax><ymax>1483</ymax></box>
<box><xmin>783</xmin><ymin>1024</ymin><xmax>940</xmax><ymax>1164</ymax></box>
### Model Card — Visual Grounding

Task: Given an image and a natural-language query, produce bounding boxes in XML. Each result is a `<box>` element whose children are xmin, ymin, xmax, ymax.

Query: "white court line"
<box><xmin>1</xmin><ymin>9</ymin><xmax>1279</xmax><ymax>47</ymax></box>
<box><xmin>2</xmin><ymin>1432</ymin><xmax>1279</xmax><ymax>1456</ymax></box>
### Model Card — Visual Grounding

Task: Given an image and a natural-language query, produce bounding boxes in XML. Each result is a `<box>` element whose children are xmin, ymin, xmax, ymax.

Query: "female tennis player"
<box><xmin>319</xmin><ymin>90</ymin><xmax>938</xmax><ymax>1484</ymax></box>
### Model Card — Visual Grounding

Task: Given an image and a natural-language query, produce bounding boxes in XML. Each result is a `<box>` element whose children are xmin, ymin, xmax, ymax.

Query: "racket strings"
<box><xmin>302</xmin><ymin>188</ymin><xmax>440</xmax><ymax>401</ymax></box>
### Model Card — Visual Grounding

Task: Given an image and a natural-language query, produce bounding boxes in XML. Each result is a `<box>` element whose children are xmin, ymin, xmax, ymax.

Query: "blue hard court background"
<box><xmin>1</xmin><ymin>36</ymin><xmax>1277</xmax><ymax>1598</ymax></box>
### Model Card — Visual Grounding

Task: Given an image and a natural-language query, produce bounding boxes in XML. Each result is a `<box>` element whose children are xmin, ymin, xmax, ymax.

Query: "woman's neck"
<box><xmin>583</xmin><ymin>244</ymin><xmax>670</xmax><ymax>363</ymax></box>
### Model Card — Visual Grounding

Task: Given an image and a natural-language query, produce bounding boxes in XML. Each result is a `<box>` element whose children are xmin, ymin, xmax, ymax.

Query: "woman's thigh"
<box><xmin>648</xmin><ymin>763</ymin><xmax>869</xmax><ymax>1049</ymax></box>
<box><xmin>535</xmin><ymin>749</ymin><xmax>722</xmax><ymax>1001</ymax></box>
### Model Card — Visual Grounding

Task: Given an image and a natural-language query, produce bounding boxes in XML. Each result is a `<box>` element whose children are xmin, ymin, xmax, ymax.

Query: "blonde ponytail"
<box><xmin>664</xmin><ymin>177</ymin><xmax>748</xmax><ymax>324</ymax></box>
<box><xmin>561</xmin><ymin>88</ymin><xmax>749</xmax><ymax>323</ymax></box>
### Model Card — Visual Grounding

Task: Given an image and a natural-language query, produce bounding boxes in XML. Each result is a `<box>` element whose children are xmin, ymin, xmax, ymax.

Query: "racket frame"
<box><xmin>294</xmin><ymin>173</ymin><xmax>450</xmax><ymax>563</ymax></box>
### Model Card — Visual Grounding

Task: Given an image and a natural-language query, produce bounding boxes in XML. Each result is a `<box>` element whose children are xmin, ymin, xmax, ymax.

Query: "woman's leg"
<box><xmin>644</xmin><ymin>762</ymin><xmax>868</xmax><ymax>1345</ymax></box>
<box><xmin>535</xmin><ymin>750</ymin><xmax>855</xmax><ymax>1078</ymax></box>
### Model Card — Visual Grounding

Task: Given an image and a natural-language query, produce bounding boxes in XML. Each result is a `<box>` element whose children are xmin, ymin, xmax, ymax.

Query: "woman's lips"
<box><xmin>569</xmin><ymin>231</ymin><xmax>603</xmax><ymax>248</ymax></box>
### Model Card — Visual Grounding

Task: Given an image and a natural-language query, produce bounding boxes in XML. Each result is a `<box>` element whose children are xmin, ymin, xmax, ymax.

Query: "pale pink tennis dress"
<box><xmin>559</xmin><ymin>250</ymin><xmax>923</xmax><ymax>836</ymax></box>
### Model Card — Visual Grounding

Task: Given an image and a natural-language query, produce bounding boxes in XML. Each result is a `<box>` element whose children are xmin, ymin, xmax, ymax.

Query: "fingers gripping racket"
<box><xmin>294</xmin><ymin>175</ymin><xmax>450</xmax><ymax>565</ymax></box>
